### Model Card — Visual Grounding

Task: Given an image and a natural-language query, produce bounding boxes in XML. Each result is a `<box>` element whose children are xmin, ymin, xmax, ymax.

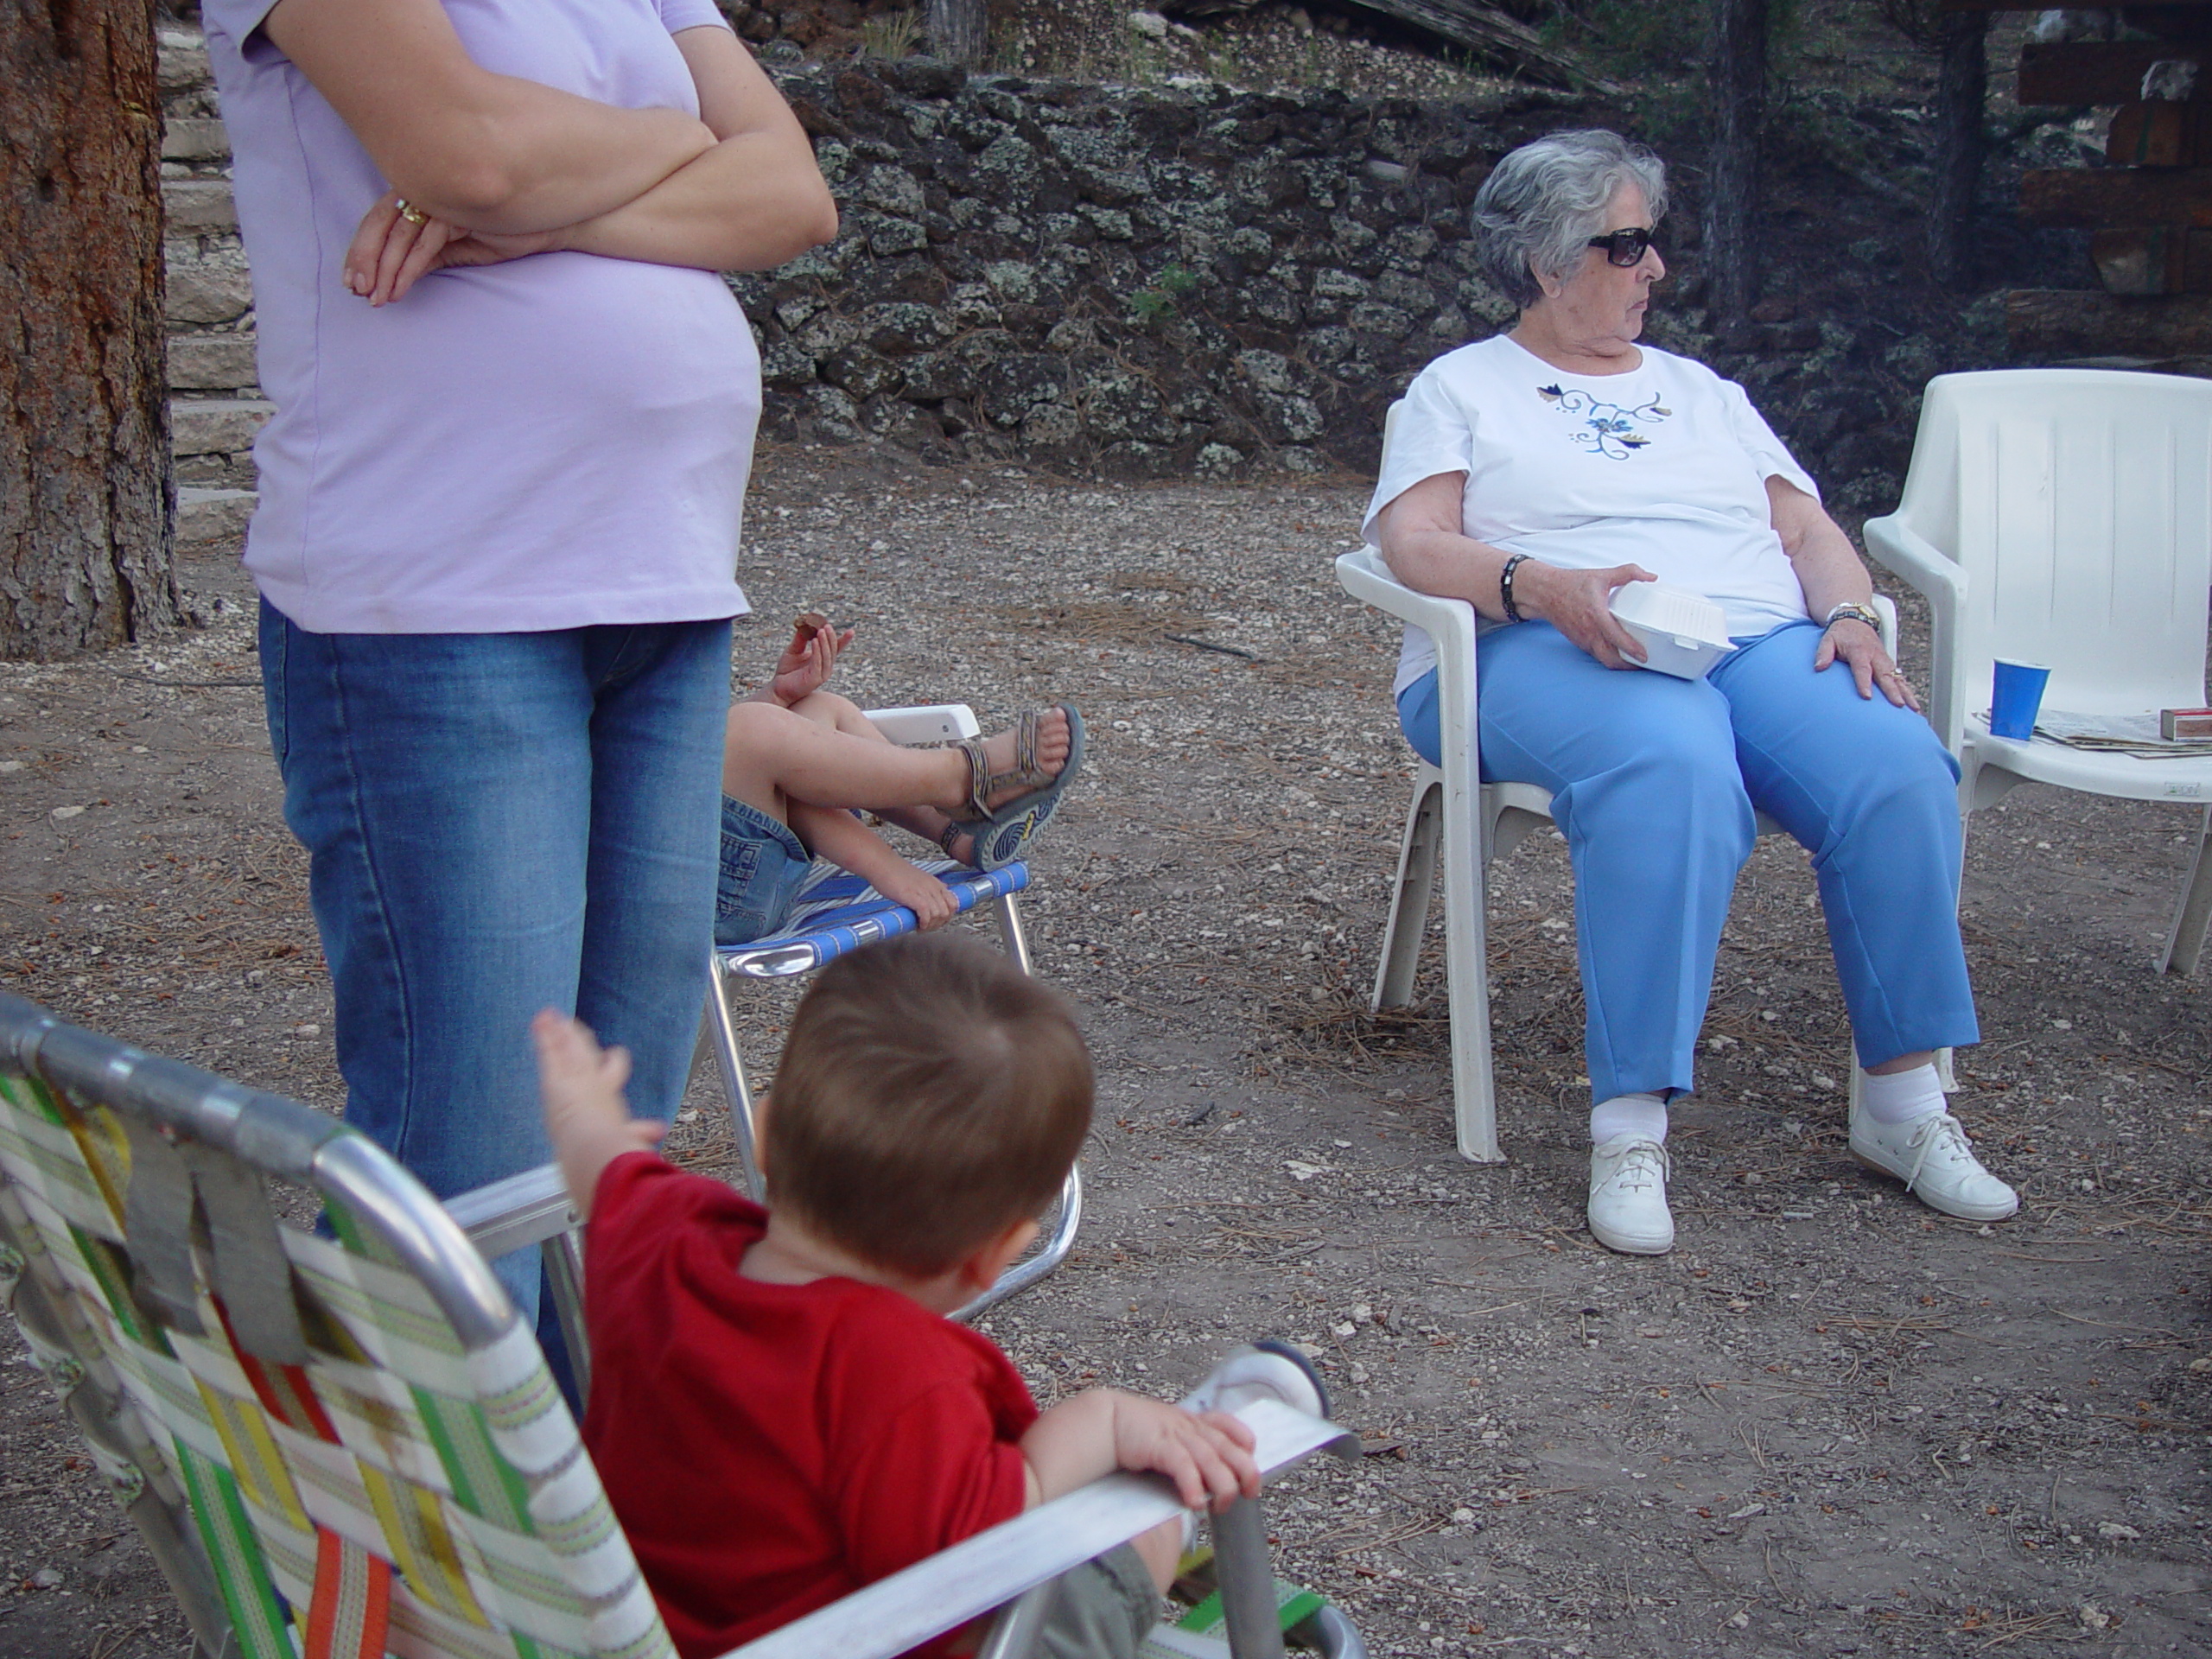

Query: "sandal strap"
<box><xmin>951</xmin><ymin>735</ymin><xmax>991</xmax><ymax>822</ymax></box>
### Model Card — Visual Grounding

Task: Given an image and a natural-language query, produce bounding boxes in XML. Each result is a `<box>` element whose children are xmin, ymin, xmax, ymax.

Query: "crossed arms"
<box><xmin>265</xmin><ymin>0</ymin><xmax>837</xmax><ymax>271</ymax></box>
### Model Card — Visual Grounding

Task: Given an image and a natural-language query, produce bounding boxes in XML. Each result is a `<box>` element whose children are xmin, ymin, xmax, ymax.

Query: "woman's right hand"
<box><xmin>343</xmin><ymin>191</ymin><xmax>568</xmax><ymax>307</ymax></box>
<box><xmin>1516</xmin><ymin>562</ymin><xmax>1658</xmax><ymax>671</ymax></box>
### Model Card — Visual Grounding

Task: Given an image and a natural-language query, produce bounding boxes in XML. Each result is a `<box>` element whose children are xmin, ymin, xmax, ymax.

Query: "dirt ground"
<box><xmin>1</xmin><ymin>447</ymin><xmax>2208</xmax><ymax>1659</ymax></box>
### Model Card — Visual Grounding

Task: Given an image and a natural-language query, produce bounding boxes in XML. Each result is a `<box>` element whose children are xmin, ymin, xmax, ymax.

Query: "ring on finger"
<box><xmin>395</xmin><ymin>199</ymin><xmax>428</xmax><ymax>226</ymax></box>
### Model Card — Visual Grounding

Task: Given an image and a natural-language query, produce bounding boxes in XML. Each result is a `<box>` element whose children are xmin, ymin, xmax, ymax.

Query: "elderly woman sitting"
<box><xmin>1369</xmin><ymin>130</ymin><xmax>2014</xmax><ymax>1255</ymax></box>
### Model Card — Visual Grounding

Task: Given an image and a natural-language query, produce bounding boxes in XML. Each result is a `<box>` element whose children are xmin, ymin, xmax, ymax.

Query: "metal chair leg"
<box><xmin>993</xmin><ymin>891</ymin><xmax>1035</xmax><ymax>976</ymax></box>
<box><xmin>1211</xmin><ymin>1495</ymin><xmax>1287</xmax><ymax>1659</ymax></box>
<box><xmin>702</xmin><ymin>961</ymin><xmax>766</xmax><ymax>1199</ymax></box>
<box><xmin>1373</xmin><ymin>772</ymin><xmax>1442</xmax><ymax>1012</ymax></box>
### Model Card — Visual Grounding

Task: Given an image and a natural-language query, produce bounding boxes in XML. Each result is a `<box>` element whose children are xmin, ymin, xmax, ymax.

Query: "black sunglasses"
<box><xmin>1587</xmin><ymin>227</ymin><xmax>1657</xmax><ymax>267</ymax></box>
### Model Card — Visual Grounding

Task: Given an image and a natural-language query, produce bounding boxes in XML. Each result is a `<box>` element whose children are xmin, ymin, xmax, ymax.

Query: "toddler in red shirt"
<box><xmin>532</xmin><ymin>931</ymin><xmax>1260</xmax><ymax>1659</ymax></box>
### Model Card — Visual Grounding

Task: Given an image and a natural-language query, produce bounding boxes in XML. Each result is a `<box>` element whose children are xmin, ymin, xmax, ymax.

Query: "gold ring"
<box><xmin>395</xmin><ymin>199</ymin><xmax>428</xmax><ymax>226</ymax></box>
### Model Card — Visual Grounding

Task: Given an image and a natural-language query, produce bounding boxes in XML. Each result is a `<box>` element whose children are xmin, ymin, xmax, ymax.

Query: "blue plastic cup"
<box><xmin>1988</xmin><ymin>658</ymin><xmax>2051</xmax><ymax>741</ymax></box>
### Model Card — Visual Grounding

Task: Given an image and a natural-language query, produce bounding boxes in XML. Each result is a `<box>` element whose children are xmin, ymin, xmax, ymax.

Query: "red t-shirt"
<box><xmin>581</xmin><ymin>1154</ymin><xmax>1038</xmax><ymax>1659</ymax></box>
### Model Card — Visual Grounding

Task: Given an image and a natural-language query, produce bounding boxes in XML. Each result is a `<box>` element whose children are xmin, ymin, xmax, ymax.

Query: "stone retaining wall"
<box><xmin>156</xmin><ymin>29</ymin><xmax>1961</xmax><ymax>533</ymax></box>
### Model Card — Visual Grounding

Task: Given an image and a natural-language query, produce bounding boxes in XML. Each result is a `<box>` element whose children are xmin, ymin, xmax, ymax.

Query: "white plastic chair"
<box><xmin>1338</xmin><ymin>503</ymin><xmax>1897</xmax><ymax>1162</ymax></box>
<box><xmin>1862</xmin><ymin>368</ymin><xmax>2212</xmax><ymax>974</ymax></box>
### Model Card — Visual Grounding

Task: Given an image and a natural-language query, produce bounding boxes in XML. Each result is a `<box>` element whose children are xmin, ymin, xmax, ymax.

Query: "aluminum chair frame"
<box><xmin>1336</xmin><ymin>550</ymin><xmax>1909</xmax><ymax>1162</ymax></box>
<box><xmin>0</xmin><ymin>991</ymin><xmax>1357</xmax><ymax>1659</ymax></box>
<box><xmin>1862</xmin><ymin>368</ymin><xmax>2212</xmax><ymax>975</ymax></box>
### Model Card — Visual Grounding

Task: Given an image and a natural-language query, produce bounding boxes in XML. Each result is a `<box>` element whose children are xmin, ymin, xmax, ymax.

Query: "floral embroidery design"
<box><xmin>1536</xmin><ymin>383</ymin><xmax>1672</xmax><ymax>460</ymax></box>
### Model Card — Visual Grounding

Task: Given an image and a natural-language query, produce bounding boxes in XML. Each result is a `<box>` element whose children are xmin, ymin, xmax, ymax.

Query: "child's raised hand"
<box><xmin>769</xmin><ymin>614</ymin><xmax>855</xmax><ymax>708</ymax></box>
<box><xmin>532</xmin><ymin>1010</ymin><xmax>664</xmax><ymax>1216</ymax></box>
<box><xmin>1110</xmin><ymin>1396</ymin><xmax>1261</xmax><ymax>1513</ymax></box>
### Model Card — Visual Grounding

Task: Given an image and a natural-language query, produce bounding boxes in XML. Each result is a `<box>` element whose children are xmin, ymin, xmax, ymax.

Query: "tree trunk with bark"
<box><xmin>925</xmin><ymin>0</ymin><xmax>987</xmax><ymax>65</ymax></box>
<box><xmin>0</xmin><ymin>0</ymin><xmax>180</xmax><ymax>659</ymax></box>
<box><xmin>1702</xmin><ymin>0</ymin><xmax>1768</xmax><ymax>335</ymax></box>
<box><xmin>1929</xmin><ymin>10</ymin><xmax>1988</xmax><ymax>291</ymax></box>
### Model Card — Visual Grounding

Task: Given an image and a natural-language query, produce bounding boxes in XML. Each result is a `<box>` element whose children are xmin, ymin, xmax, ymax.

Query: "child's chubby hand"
<box><xmin>531</xmin><ymin>1010</ymin><xmax>665</xmax><ymax>1216</ymax></box>
<box><xmin>874</xmin><ymin>861</ymin><xmax>960</xmax><ymax>931</ymax></box>
<box><xmin>1109</xmin><ymin>1394</ymin><xmax>1261</xmax><ymax>1513</ymax></box>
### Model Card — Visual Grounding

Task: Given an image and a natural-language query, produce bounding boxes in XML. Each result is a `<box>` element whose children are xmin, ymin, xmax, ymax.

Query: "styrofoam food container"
<box><xmin>1608</xmin><ymin>582</ymin><xmax>1736</xmax><ymax>680</ymax></box>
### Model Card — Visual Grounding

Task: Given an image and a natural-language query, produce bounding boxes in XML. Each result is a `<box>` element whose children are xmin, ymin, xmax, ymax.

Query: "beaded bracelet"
<box><xmin>1500</xmin><ymin>553</ymin><xmax>1531</xmax><ymax>624</ymax></box>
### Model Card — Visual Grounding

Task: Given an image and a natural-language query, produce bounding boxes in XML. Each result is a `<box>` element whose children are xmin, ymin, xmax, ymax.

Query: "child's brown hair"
<box><xmin>762</xmin><ymin>932</ymin><xmax>1092</xmax><ymax>1276</ymax></box>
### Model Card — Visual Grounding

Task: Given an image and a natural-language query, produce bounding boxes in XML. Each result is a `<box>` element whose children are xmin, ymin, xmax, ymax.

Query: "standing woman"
<box><xmin>200</xmin><ymin>0</ymin><xmax>836</xmax><ymax>1326</ymax></box>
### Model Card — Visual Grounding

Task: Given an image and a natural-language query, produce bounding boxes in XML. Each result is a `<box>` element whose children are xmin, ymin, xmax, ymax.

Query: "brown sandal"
<box><xmin>945</xmin><ymin>709</ymin><xmax>1065</xmax><ymax>822</ymax></box>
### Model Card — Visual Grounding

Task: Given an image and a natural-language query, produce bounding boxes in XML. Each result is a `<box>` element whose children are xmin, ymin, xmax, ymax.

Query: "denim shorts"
<box><xmin>715</xmin><ymin>797</ymin><xmax>813</xmax><ymax>945</ymax></box>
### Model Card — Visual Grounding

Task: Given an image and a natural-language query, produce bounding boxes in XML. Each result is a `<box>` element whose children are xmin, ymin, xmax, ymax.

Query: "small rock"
<box><xmin>0</xmin><ymin>760</ymin><xmax>22</xmax><ymax>773</ymax></box>
<box><xmin>1284</xmin><ymin>1160</ymin><xmax>1326</xmax><ymax>1182</ymax></box>
<box><xmin>292</xmin><ymin>1023</ymin><xmax>321</xmax><ymax>1038</ymax></box>
<box><xmin>49</xmin><ymin>804</ymin><xmax>84</xmax><ymax>820</ymax></box>
<box><xmin>1726</xmin><ymin>1611</ymin><xmax>1750</xmax><ymax>1628</ymax></box>
<box><xmin>1450</xmin><ymin>1507</ymin><xmax>1477</xmax><ymax>1524</ymax></box>
<box><xmin>29</xmin><ymin>1567</ymin><xmax>61</xmax><ymax>1588</ymax></box>
<box><xmin>1332</xmin><ymin>1320</ymin><xmax>1356</xmax><ymax>1338</ymax></box>
<box><xmin>1128</xmin><ymin>10</ymin><xmax>1168</xmax><ymax>40</ymax></box>
<box><xmin>2095</xmin><ymin>1522</ymin><xmax>2139</xmax><ymax>1541</ymax></box>
<box><xmin>1726</xmin><ymin>1503</ymin><xmax>1765</xmax><ymax>1519</ymax></box>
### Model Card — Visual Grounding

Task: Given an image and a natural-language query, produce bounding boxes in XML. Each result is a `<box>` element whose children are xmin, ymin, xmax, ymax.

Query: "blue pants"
<box><xmin>1398</xmin><ymin>620</ymin><xmax>1979</xmax><ymax>1103</ymax></box>
<box><xmin>260</xmin><ymin>604</ymin><xmax>732</xmax><ymax>1322</ymax></box>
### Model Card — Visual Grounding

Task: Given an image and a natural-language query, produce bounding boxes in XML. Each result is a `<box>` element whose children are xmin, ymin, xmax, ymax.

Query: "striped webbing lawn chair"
<box><xmin>699</xmin><ymin>703</ymin><xmax>1078</xmax><ymax>1322</ymax></box>
<box><xmin>0</xmin><ymin>992</ymin><xmax>1359</xmax><ymax>1659</ymax></box>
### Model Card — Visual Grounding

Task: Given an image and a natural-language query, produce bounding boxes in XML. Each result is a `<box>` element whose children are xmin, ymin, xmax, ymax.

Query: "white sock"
<box><xmin>1590</xmin><ymin>1092</ymin><xmax>1668</xmax><ymax>1147</ymax></box>
<box><xmin>1857</xmin><ymin>1062</ymin><xmax>1945</xmax><ymax>1127</ymax></box>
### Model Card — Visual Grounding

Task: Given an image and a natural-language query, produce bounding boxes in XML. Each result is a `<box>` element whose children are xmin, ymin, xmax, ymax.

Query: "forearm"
<box><xmin>560</xmin><ymin>129</ymin><xmax>838</xmax><ymax>270</ymax></box>
<box><xmin>416</xmin><ymin>87</ymin><xmax>712</xmax><ymax>234</ymax></box>
<box><xmin>1019</xmin><ymin>1391</ymin><xmax>1124</xmax><ymax>1504</ymax></box>
<box><xmin>1788</xmin><ymin>521</ymin><xmax>1877</xmax><ymax>620</ymax></box>
<box><xmin>791</xmin><ymin>807</ymin><xmax>913</xmax><ymax>889</ymax></box>
<box><xmin>266</xmin><ymin>0</ymin><xmax>715</xmax><ymax>233</ymax></box>
<box><xmin>1380</xmin><ymin>525</ymin><xmax>1519</xmax><ymax>624</ymax></box>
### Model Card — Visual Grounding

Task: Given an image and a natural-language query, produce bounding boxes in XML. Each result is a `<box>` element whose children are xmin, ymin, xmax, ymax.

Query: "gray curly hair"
<box><xmin>1470</xmin><ymin>130</ymin><xmax>1669</xmax><ymax>311</ymax></box>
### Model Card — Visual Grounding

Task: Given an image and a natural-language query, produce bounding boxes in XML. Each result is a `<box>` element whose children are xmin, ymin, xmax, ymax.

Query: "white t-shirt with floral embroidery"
<box><xmin>1362</xmin><ymin>334</ymin><xmax>1820</xmax><ymax>696</ymax></box>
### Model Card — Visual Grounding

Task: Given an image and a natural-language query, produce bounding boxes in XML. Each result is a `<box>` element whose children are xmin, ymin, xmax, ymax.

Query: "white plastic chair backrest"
<box><xmin>1893</xmin><ymin>369</ymin><xmax>2212</xmax><ymax>718</ymax></box>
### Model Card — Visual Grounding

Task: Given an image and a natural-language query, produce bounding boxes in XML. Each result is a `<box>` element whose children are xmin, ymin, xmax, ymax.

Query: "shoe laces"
<box><xmin>1898</xmin><ymin>1113</ymin><xmax>1977</xmax><ymax>1192</ymax></box>
<box><xmin>1599</xmin><ymin>1139</ymin><xmax>1669</xmax><ymax>1193</ymax></box>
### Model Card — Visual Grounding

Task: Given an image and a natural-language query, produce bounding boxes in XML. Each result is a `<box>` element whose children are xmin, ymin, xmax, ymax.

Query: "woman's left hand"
<box><xmin>342</xmin><ymin>191</ymin><xmax>567</xmax><ymax>308</ymax></box>
<box><xmin>1815</xmin><ymin>618</ymin><xmax>1919</xmax><ymax>710</ymax></box>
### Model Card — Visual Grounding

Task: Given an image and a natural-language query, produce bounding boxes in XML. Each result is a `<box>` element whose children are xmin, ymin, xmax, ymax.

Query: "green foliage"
<box><xmin>1128</xmin><ymin>264</ymin><xmax>1201</xmax><ymax>323</ymax></box>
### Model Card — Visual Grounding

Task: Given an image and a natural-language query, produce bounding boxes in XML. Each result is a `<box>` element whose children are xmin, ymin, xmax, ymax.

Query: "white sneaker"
<box><xmin>1849</xmin><ymin>1109</ymin><xmax>2018</xmax><ymax>1222</ymax></box>
<box><xmin>1588</xmin><ymin>1138</ymin><xmax>1675</xmax><ymax>1255</ymax></box>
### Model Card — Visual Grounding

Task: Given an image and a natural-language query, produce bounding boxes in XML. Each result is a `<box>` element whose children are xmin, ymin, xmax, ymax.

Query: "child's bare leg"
<box><xmin>721</xmin><ymin>702</ymin><xmax>1071</xmax><ymax>820</ymax></box>
<box><xmin>777</xmin><ymin>695</ymin><xmax>963</xmax><ymax>846</ymax></box>
<box><xmin>1128</xmin><ymin>1515</ymin><xmax>1185</xmax><ymax>1595</ymax></box>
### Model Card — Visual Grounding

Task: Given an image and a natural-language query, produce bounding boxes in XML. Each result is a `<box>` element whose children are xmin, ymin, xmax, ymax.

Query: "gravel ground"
<box><xmin>1</xmin><ymin>444</ymin><xmax>2208</xmax><ymax>1657</ymax></box>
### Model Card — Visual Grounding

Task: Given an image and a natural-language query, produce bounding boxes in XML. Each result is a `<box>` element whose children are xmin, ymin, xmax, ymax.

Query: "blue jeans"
<box><xmin>260</xmin><ymin>603</ymin><xmax>732</xmax><ymax>1323</ymax></box>
<box><xmin>1397</xmin><ymin>620</ymin><xmax>1978</xmax><ymax>1103</ymax></box>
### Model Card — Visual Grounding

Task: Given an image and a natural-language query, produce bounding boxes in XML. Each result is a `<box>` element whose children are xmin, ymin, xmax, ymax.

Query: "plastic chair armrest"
<box><xmin>1862</xmin><ymin>514</ymin><xmax>1969</xmax><ymax>754</ymax></box>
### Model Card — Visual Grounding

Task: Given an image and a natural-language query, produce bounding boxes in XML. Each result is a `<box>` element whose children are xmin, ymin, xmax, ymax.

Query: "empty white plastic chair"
<box><xmin>1862</xmin><ymin>368</ymin><xmax>2212</xmax><ymax>974</ymax></box>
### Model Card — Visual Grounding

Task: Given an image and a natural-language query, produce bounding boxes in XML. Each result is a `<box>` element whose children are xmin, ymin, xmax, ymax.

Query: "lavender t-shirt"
<box><xmin>202</xmin><ymin>0</ymin><xmax>757</xmax><ymax>634</ymax></box>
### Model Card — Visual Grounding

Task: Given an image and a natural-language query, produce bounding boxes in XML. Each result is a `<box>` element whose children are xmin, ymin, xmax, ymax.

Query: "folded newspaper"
<box><xmin>2005</xmin><ymin>709</ymin><xmax>2212</xmax><ymax>759</ymax></box>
